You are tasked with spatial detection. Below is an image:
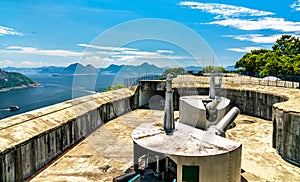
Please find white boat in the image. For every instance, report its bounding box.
[9,106,20,111]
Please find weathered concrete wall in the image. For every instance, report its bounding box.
[272,108,300,165]
[0,88,138,182]
[217,87,299,165]
[174,88,286,120]
[216,89,287,120]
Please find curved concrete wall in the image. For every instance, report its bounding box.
[0,88,138,182]
[220,85,299,166]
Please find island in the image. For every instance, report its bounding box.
[0,68,40,92]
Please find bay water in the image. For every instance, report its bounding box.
[0,73,116,119]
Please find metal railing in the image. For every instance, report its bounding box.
[223,73,300,89]
[123,73,162,86]
[123,73,300,89]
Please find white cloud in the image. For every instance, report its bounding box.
[18,61,56,68]
[0,59,15,67]
[80,55,113,68]
[78,44,181,59]
[81,53,181,68]
[121,50,162,57]
[222,34,282,44]
[0,44,187,68]
[111,51,184,60]
[226,46,264,53]
[3,46,83,57]
[208,17,300,32]
[0,26,23,36]
[79,44,184,67]
[0,59,67,68]
[77,44,137,52]
[156,50,174,54]
[291,0,300,11]
[179,1,274,18]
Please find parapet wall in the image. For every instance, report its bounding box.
[0,77,299,181]
[0,88,138,182]
[222,85,300,166]
[221,86,299,165]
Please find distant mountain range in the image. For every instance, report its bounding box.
[99,64,124,74]
[0,63,239,92]
[2,63,238,76]
[56,63,98,75]
[3,66,65,74]
[56,62,165,76]
[106,62,164,74]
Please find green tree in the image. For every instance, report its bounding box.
[161,67,185,79]
[203,65,225,73]
[272,35,300,57]
[104,82,126,92]
[234,34,300,76]
[292,55,300,75]
[235,49,269,73]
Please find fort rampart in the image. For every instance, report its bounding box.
[0,76,299,181]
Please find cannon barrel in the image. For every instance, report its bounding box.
[163,74,175,135]
[209,73,216,99]
[205,98,221,122]
[207,107,240,137]
[206,98,219,112]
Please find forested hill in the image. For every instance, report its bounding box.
[0,69,39,91]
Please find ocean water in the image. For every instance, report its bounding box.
[0,73,115,120]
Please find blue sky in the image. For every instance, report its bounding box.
[0,0,300,68]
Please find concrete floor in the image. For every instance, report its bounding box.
[28,109,300,182]
[227,115,300,181]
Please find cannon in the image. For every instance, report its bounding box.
[126,73,242,182]
[163,74,175,135]
[180,73,231,129]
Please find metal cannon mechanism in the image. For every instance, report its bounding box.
[180,73,239,136]
[164,73,240,137]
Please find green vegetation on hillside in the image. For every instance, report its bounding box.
[0,69,38,90]
[161,67,185,79]
[235,35,300,77]
[161,66,228,78]
[203,65,225,73]
[104,82,126,92]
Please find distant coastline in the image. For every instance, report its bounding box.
[52,74,98,76]
[0,83,41,92]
